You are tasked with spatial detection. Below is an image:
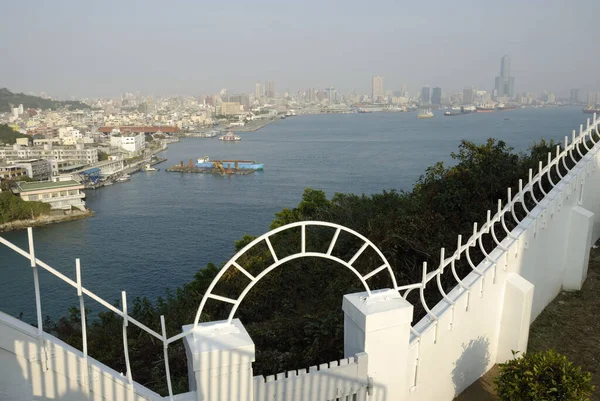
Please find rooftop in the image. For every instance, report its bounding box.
[16,180,83,192]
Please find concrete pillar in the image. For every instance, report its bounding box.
[563,205,594,291]
[495,273,534,363]
[183,319,255,401]
[342,288,414,401]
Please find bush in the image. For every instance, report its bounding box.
[495,350,594,401]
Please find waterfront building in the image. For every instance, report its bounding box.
[0,144,98,166]
[432,87,442,105]
[110,132,145,154]
[421,86,430,104]
[372,76,384,102]
[494,55,515,98]
[570,88,580,103]
[220,102,242,115]
[10,159,51,181]
[13,180,86,211]
[463,87,476,105]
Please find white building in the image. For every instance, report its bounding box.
[0,143,98,165]
[14,180,86,211]
[110,132,145,154]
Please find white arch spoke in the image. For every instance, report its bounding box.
[264,237,279,263]
[208,293,238,304]
[348,242,369,266]
[326,227,341,256]
[363,264,388,281]
[232,261,255,281]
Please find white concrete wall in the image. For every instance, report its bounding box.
[0,311,188,401]
[402,142,600,400]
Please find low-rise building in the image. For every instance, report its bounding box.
[0,144,98,165]
[220,102,242,115]
[13,180,86,211]
[0,164,28,180]
[110,132,145,154]
[10,159,51,181]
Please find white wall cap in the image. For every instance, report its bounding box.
[343,289,413,332]
[183,318,255,371]
[506,272,535,295]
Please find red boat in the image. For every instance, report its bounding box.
[476,107,495,113]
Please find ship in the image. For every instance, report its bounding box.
[219,132,241,141]
[444,107,472,116]
[417,107,434,119]
[476,103,496,112]
[196,156,264,170]
[583,106,600,114]
[497,104,517,111]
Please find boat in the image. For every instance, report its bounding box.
[476,105,496,113]
[219,132,241,141]
[144,164,159,172]
[444,107,472,116]
[497,104,517,111]
[196,156,264,170]
[116,174,131,182]
[103,181,114,187]
[417,107,434,119]
[583,107,600,114]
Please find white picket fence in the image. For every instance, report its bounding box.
[253,353,369,401]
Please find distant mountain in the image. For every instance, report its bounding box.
[0,88,90,112]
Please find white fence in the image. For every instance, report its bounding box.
[1,115,600,401]
[253,353,369,401]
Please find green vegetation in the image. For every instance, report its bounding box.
[0,124,28,145]
[98,151,109,161]
[0,88,89,112]
[495,350,594,401]
[0,191,51,224]
[44,137,587,396]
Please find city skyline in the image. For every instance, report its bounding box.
[1,1,599,98]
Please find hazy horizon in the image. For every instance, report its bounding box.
[1,0,599,99]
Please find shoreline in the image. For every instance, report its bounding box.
[0,209,94,233]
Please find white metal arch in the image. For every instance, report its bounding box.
[192,221,398,326]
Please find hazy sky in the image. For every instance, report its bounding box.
[1,0,599,99]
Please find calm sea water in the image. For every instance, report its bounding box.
[0,107,590,320]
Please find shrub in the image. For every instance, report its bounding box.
[495,350,594,401]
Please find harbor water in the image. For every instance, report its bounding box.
[0,107,589,321]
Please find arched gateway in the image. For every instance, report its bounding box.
[193,221,398,326]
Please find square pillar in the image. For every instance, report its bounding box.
[495,273,534,363]
[183,319,255,401]
[343,288,414,401]
[563,206,594,291]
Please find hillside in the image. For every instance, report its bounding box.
[0,88,89,112]
[0,124,28,145]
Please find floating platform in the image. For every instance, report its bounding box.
[166,166,256,175]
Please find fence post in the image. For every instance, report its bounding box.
[182,319,255,401]
[495,273,534,364]
[562,205,594,291]
[342,288,413,401]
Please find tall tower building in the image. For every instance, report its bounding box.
[432,87,442,105]
[372,76,384,102]
[494,55,515,98]
[570,89,580,103]
[421,86,430,104]
[264,81,275,98]
[463,88,475,105]
[255,82,261,98]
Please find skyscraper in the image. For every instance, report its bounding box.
[570,89,580,103]
[494,55,515,98]
[421,86,430,104]
[255,82,261,98]
[432,87,442,105]
[372,76,384,102]
[264,81,275,98]
[463,88,475,105]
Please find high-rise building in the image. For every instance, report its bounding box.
[264,81,275,98]
[326,87,337,103]
[432,87,442,105]
[570,89,580,103]
[463,88,475,105]
[372,76,384,102]
[494,55,515,98]
[307,88,316,103]
[421,86,430,104]
[255,82,261,98]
